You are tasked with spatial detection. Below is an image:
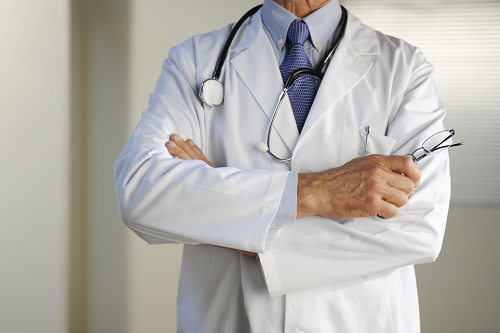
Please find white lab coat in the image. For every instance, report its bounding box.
[114,9,450,333]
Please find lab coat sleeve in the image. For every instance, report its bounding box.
[258,48,452,297]
[114,39,290,254]
[263,173,298,251]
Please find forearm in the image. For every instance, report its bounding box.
[114,102,291,253]
[115,146,289,252]
[260,152,450,297]
[261,49,449,296]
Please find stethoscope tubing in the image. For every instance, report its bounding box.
[266,88,292,163]
[212,4,263,81]
[200,4,349,164]
[264,6,348,164]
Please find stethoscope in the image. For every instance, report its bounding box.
[199,4,348,164]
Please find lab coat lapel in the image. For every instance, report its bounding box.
[231,25,299,154]
[298,11,380,142]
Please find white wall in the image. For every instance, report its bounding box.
[0,0,70,332]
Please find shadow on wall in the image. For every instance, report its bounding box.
[69,0,131,332]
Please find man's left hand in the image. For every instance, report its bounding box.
[166,133,212,166]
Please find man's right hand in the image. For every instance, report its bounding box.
[297,155,421,220]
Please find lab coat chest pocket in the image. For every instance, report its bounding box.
[339,126,396,166]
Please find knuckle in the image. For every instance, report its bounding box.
[365,166,376,176]
[402,156,414,168]
[367,166,383,178]
[367,180,382,193]
[365,194,380,210]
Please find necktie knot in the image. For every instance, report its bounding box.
[287,21,309,46]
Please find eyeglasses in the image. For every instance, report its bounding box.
[406,129,464,163]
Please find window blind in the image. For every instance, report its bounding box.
[340,0,500,205]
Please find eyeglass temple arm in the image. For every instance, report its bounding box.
[416,142,464,162]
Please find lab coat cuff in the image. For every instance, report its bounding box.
[263,226,282,253]
[272,172,297,227]
[249,171,289,254]
[257,251,284,298]
[262,172,297,253]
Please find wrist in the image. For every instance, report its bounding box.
[296,173,318,218]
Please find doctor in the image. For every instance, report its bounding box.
[114,0,450,332]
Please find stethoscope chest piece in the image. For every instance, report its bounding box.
[199,78,224,106]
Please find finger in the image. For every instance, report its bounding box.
[383,155,421,188]
[374,199,399,219]
[170,134,204,160]
[382,171,415,196]
[378,184,409,208]
[186,139,203,155]
[186,139,212,166]
[166,139,193,160]
[379,155,419,182]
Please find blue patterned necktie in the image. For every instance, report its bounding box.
[279,21,317,133]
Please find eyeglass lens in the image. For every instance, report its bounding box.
[422,130,454,154]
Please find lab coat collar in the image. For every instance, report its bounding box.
[230,9,381,154]
[297,10,380,142]
[343,9,380,56]
[231,10,299,154]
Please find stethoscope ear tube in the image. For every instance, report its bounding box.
[212,4,263,81]
[319,6,348,69]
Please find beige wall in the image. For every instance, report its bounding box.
[417,206,500,333]
[0,0,70,332]
[2,1,499,333]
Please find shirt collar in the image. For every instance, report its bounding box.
[261,0,342,52]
